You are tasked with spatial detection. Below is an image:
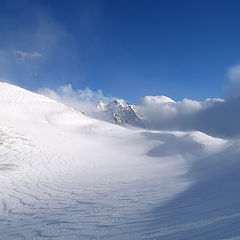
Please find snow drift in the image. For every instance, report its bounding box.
[0,82,240,239]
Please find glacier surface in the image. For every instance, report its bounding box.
[0,82,240,239]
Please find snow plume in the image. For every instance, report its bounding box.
[38,84,113,116]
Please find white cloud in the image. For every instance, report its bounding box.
[227,64,240,84]
[13,50,42,61]
[39,84,232,137]
[135,95,223,129]
[37,75,240,139]
[225,63,240,97]
[38,84,113,116]
[38,87,60,101]
[134,93,240,138]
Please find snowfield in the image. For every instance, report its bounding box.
[0,82,240,239]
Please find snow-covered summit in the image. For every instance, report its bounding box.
[96,99,144,127]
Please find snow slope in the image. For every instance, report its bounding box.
[0,82,239,239]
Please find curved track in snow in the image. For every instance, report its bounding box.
[0,82,240,239]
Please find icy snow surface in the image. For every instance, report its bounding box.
[0,82,240,239]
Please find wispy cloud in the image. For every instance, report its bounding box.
[13,50,42,62]
[0,2,67,85]
[225,63,240,97]
[227,64,240,84]
[38,84,113,116]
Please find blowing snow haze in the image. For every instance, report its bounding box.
[39,83,240,139]
[1,0,240,239]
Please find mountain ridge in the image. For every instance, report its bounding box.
[96,99,144,127]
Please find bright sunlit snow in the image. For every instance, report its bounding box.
[1,82,240,239]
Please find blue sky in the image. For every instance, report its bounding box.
[1,0,240,102]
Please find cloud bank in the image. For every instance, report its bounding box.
[38,84,228,138]
[38,63,240,139]
[38,83,240,139]
[38,84,114,117]
[133,94,240,138]
[135,96,224,130]
[136,64,240,138]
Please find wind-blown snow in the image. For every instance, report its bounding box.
[40,84,240,138]
[0,82,240,239]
